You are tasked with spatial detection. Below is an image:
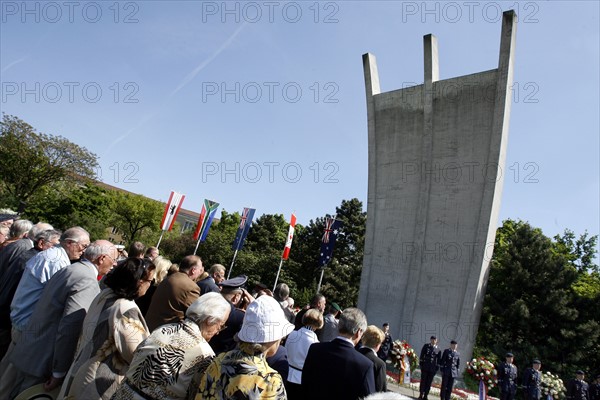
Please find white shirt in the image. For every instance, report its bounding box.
[284,327,319,384]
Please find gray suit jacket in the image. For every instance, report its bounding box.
[10,259,100,378]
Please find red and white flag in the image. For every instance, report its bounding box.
[281,213,297,260]
[160,191,185,231]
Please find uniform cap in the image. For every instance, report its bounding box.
[450,340,457,344]
[576,370,585,375]
[219,274,248,289]
[431,335,437,340]
[532,359,541,364]
[506,352,514,358]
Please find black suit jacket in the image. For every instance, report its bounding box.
[197,276,220,295]
[359,347,388,392]
[302,338,376,400]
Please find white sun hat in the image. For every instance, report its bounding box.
[237,295,295,343]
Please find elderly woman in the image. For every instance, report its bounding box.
[111,292,230,400]
[284,308,324,399]
[197,295,294,399]
[59,258,155,399]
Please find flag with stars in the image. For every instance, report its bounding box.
[281,213,297,260]
[160,191,185,231]
[193,199,219,242]
[319,217,342,266]
[232,207,256,251]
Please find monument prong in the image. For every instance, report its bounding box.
[423,34,439,84]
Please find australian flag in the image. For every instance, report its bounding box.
[319,217,342,267]
[232,207,256,251]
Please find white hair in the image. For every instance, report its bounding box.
[187,292,230,326]
[10,219,33,238]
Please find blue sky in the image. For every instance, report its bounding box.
[1,1,598,253]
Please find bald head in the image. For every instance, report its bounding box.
[27,222,54,241]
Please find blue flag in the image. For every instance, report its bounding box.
[319,217,342,267]
[232,207,256,251]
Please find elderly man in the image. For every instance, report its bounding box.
[0,226,58,359]
[198,263,226,295]
[145,255,203,331]
[9,226,90,332]
[302,307,375,399]
[0,219,33,249]
[4,240,117,398]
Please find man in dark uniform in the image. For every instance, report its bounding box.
[377,322,394,361]
[589,375,600,400]
[208,275,252,354]
[439,340,460,400]
[419,335,440,400]
[498,352,518,400]
[522,359,542,400]
[567,370,589,400]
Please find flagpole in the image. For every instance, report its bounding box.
[193,238,201,255]
[228,248,239,279]
[273,258,284,292]
[317,267,325,293]
[156,231,165,249]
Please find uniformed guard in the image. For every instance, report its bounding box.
[439,340,460,400]
[208,274,253,354]
[377,322,394,361]
[498,352,518,400]
[419,335,441,400]
[567,370,589,400]
[523,359,542,400]
[589,375,600,400]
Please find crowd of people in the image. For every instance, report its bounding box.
[0,212,413,400]
[0,211,598,400]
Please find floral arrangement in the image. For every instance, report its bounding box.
[466,357,498,388]
[541,371,566,400]
[389,340,419,372]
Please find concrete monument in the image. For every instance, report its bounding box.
[358,11,517,367]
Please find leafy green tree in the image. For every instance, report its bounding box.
[0,114,98,212]
[290,198,366,308]
[554,230,599,273]
[475,220,599,381]
[24,182,112,240]
[109,190,163,244]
